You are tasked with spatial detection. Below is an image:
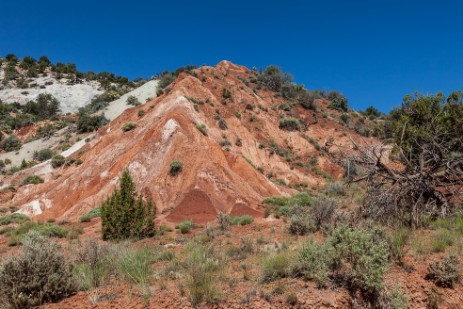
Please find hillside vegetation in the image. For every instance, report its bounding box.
[0,60,462,308]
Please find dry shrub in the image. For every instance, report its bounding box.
[0,231,76,308]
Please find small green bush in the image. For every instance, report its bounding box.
[196,124,208,136]
[126,95,140,106]
[387,284,409,309]
[21,175,44,185]
[0,231,76,307]
[327,91,348,112]
[294,240,333,287]
[122,122,137,132]
[328,226,389,294]
[77,114,109,133]
[426,255,461,288]
[51,155,65,168]
[288,211,314,235]
[176,220,195,234]
[262,251,291,282]
[311,197,337,231]
[33,148,54,161]
[9,221,68,240]
[169,160,183,176]
[222,88,232,99]
[0,213,30,226]
[216,211,232,231]
[325,182,346,196]
[232,215,253,226]
[278,118,302,131]
[79,208,101,222]
[1,135,22,152]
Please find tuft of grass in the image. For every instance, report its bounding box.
[115,245,154,301]
[262,251,291,282]
[430,229,455,253]
[183,243,225,306]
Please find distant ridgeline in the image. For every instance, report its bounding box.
[0,53,148,154]
[0,53,138,89]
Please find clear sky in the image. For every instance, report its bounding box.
[1,0,462,112]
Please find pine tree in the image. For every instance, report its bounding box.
[101,169,155,240]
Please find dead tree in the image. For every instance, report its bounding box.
[348,136,463,228]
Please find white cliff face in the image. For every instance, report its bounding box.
[0,75,103,114]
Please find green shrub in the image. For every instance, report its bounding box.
[9,221,68,240]
[311,197,337,231]
[328,226,389,294]
[196,124,208,136]
[294,240,333,287]
[126,95,140,106]
[122,122,137,132]
[0,231,76,307]
[278,103,291,111]
[226,237,255,260]
[79,208,101,222]
[23,93,60,119]
[387,284,409,309]
[232,215,253,226]
[278,118,302,131]
[426,255,461,288]
[21,175,44,185]
[176,220,195,234]
[158,72,176,89]
[51,154,65,168]
[257,65,292,92]
[222,88,232,99]
[327,91,348,112]
[1,135,21,151]
[216,211,231,231]
[33,148,54,161]
[0,213,30,226]
[262,251,291,282]
[325,182,346,196]
[299,91,317,111]
[77,114,109,133]
[183,243,225,306]
[288,202,315,234]
[169,160,183,176]
[0,226,14,235]
[100,169,156,240]
[426,288,443,309]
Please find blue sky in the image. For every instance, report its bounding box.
[1,0,462,112]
